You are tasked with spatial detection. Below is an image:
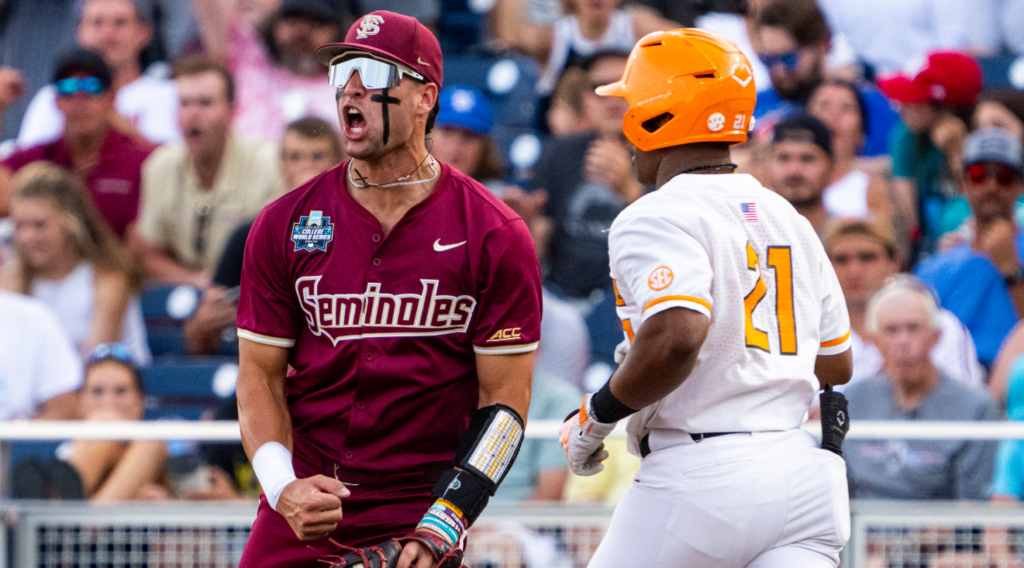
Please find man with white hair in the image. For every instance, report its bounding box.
[844,276,998,500]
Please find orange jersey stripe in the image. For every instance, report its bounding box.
[644,295,711,312]
[820,331,851,348]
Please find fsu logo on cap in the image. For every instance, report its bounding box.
[292,210,335,252]
[356,15,384,39]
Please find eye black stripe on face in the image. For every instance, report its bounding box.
[371,88,400,145]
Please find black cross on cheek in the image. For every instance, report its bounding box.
[370,87,401,145]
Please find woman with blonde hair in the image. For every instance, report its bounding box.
[0,161,149,363]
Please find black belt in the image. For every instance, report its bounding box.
[639,432,747,458]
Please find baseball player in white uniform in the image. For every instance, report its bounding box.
[560,29,854,567]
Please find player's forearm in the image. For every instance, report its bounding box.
[237,340,293,461]
[475,352,533,419]
[609,308,709,411]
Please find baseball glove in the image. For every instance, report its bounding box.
[319,532,463,568]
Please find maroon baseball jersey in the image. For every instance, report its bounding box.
[3,128,154,237]
[237,161,542,486]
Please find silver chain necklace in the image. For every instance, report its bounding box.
[347,155,438,189]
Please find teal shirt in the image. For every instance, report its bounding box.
[492,372,581,503]
[890,123,952,250]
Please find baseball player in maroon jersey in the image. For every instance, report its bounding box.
[235,11,542,568]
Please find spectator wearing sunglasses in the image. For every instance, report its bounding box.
[917,128,1024,368]
[0,162,150,364]
[131,57,285,288]
[752,0,899,159]
[824,220,984,393]
[62,343,168,501]
[0,48,156,239]
[16,0,181,149]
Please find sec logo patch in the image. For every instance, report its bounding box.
[648,266,673,290]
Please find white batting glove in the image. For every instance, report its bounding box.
[560,394,616,476]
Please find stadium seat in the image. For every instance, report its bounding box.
[142,357,239,420]
[977,53,1024,89]
[141,284,199,358]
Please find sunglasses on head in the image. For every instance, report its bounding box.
[328,54,424,90]
[758,50,800,71]
[832,251,882,266]
[55,76,104,96]
[965,162,1020,186]
[87,342,135,366]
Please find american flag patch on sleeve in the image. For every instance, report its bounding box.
[741,202,758,221]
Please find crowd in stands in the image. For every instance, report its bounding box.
[4,0,1024,517]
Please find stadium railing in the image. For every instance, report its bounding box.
[4,420,1024,568]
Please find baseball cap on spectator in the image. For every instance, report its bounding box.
[315,11,443,88]
[963,128,1023,172]
[878,52,982,107]
[53,48,113,91]
[771,113,833,158]
[437,86,494,134]
[279,0,339,22]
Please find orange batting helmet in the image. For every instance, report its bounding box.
[596,29,757,151]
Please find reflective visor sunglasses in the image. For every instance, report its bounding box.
[55,76,104,96]
[965,162,1021,186]
[328,54,424,90]
[759,50,800,71]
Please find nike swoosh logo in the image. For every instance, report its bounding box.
[433,239,466,252]
[418,57,431,66]
[732,75,752,87]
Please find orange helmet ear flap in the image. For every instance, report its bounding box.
[597,28,758,151]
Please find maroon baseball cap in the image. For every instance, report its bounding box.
[315,11,443,88]
[878,51,982,107]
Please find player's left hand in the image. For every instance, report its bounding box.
[560,394,617,476]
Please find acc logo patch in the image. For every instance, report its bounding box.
[488,327,522,342]
[356,14,384,39]
[292,211,334,252]
[648,266,673,290]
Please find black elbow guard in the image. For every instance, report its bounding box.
[430,404,525,525]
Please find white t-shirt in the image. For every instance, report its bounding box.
[609,173,850,451]
[0,291,83,420]
[823,169,871,220]
[31,262,151,364]
[17,71,180,148]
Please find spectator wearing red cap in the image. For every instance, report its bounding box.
[191,0,345,142]
[880,51,983,259]
[235,10,541,568]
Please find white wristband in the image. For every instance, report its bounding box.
[252,442,297,511]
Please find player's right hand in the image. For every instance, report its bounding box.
[276,475,350,541]
[560,394,617,476]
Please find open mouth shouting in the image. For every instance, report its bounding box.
[344,105,367,139]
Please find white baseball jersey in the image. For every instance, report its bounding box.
[609,173,850,449]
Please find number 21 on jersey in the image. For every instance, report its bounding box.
[744,243,796,355]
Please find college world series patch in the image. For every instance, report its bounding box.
[292,210,334,252]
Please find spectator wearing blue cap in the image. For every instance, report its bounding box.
[430,86,503,191]
[917,128,1024,367]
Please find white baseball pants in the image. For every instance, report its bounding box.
[588,429,850,568]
